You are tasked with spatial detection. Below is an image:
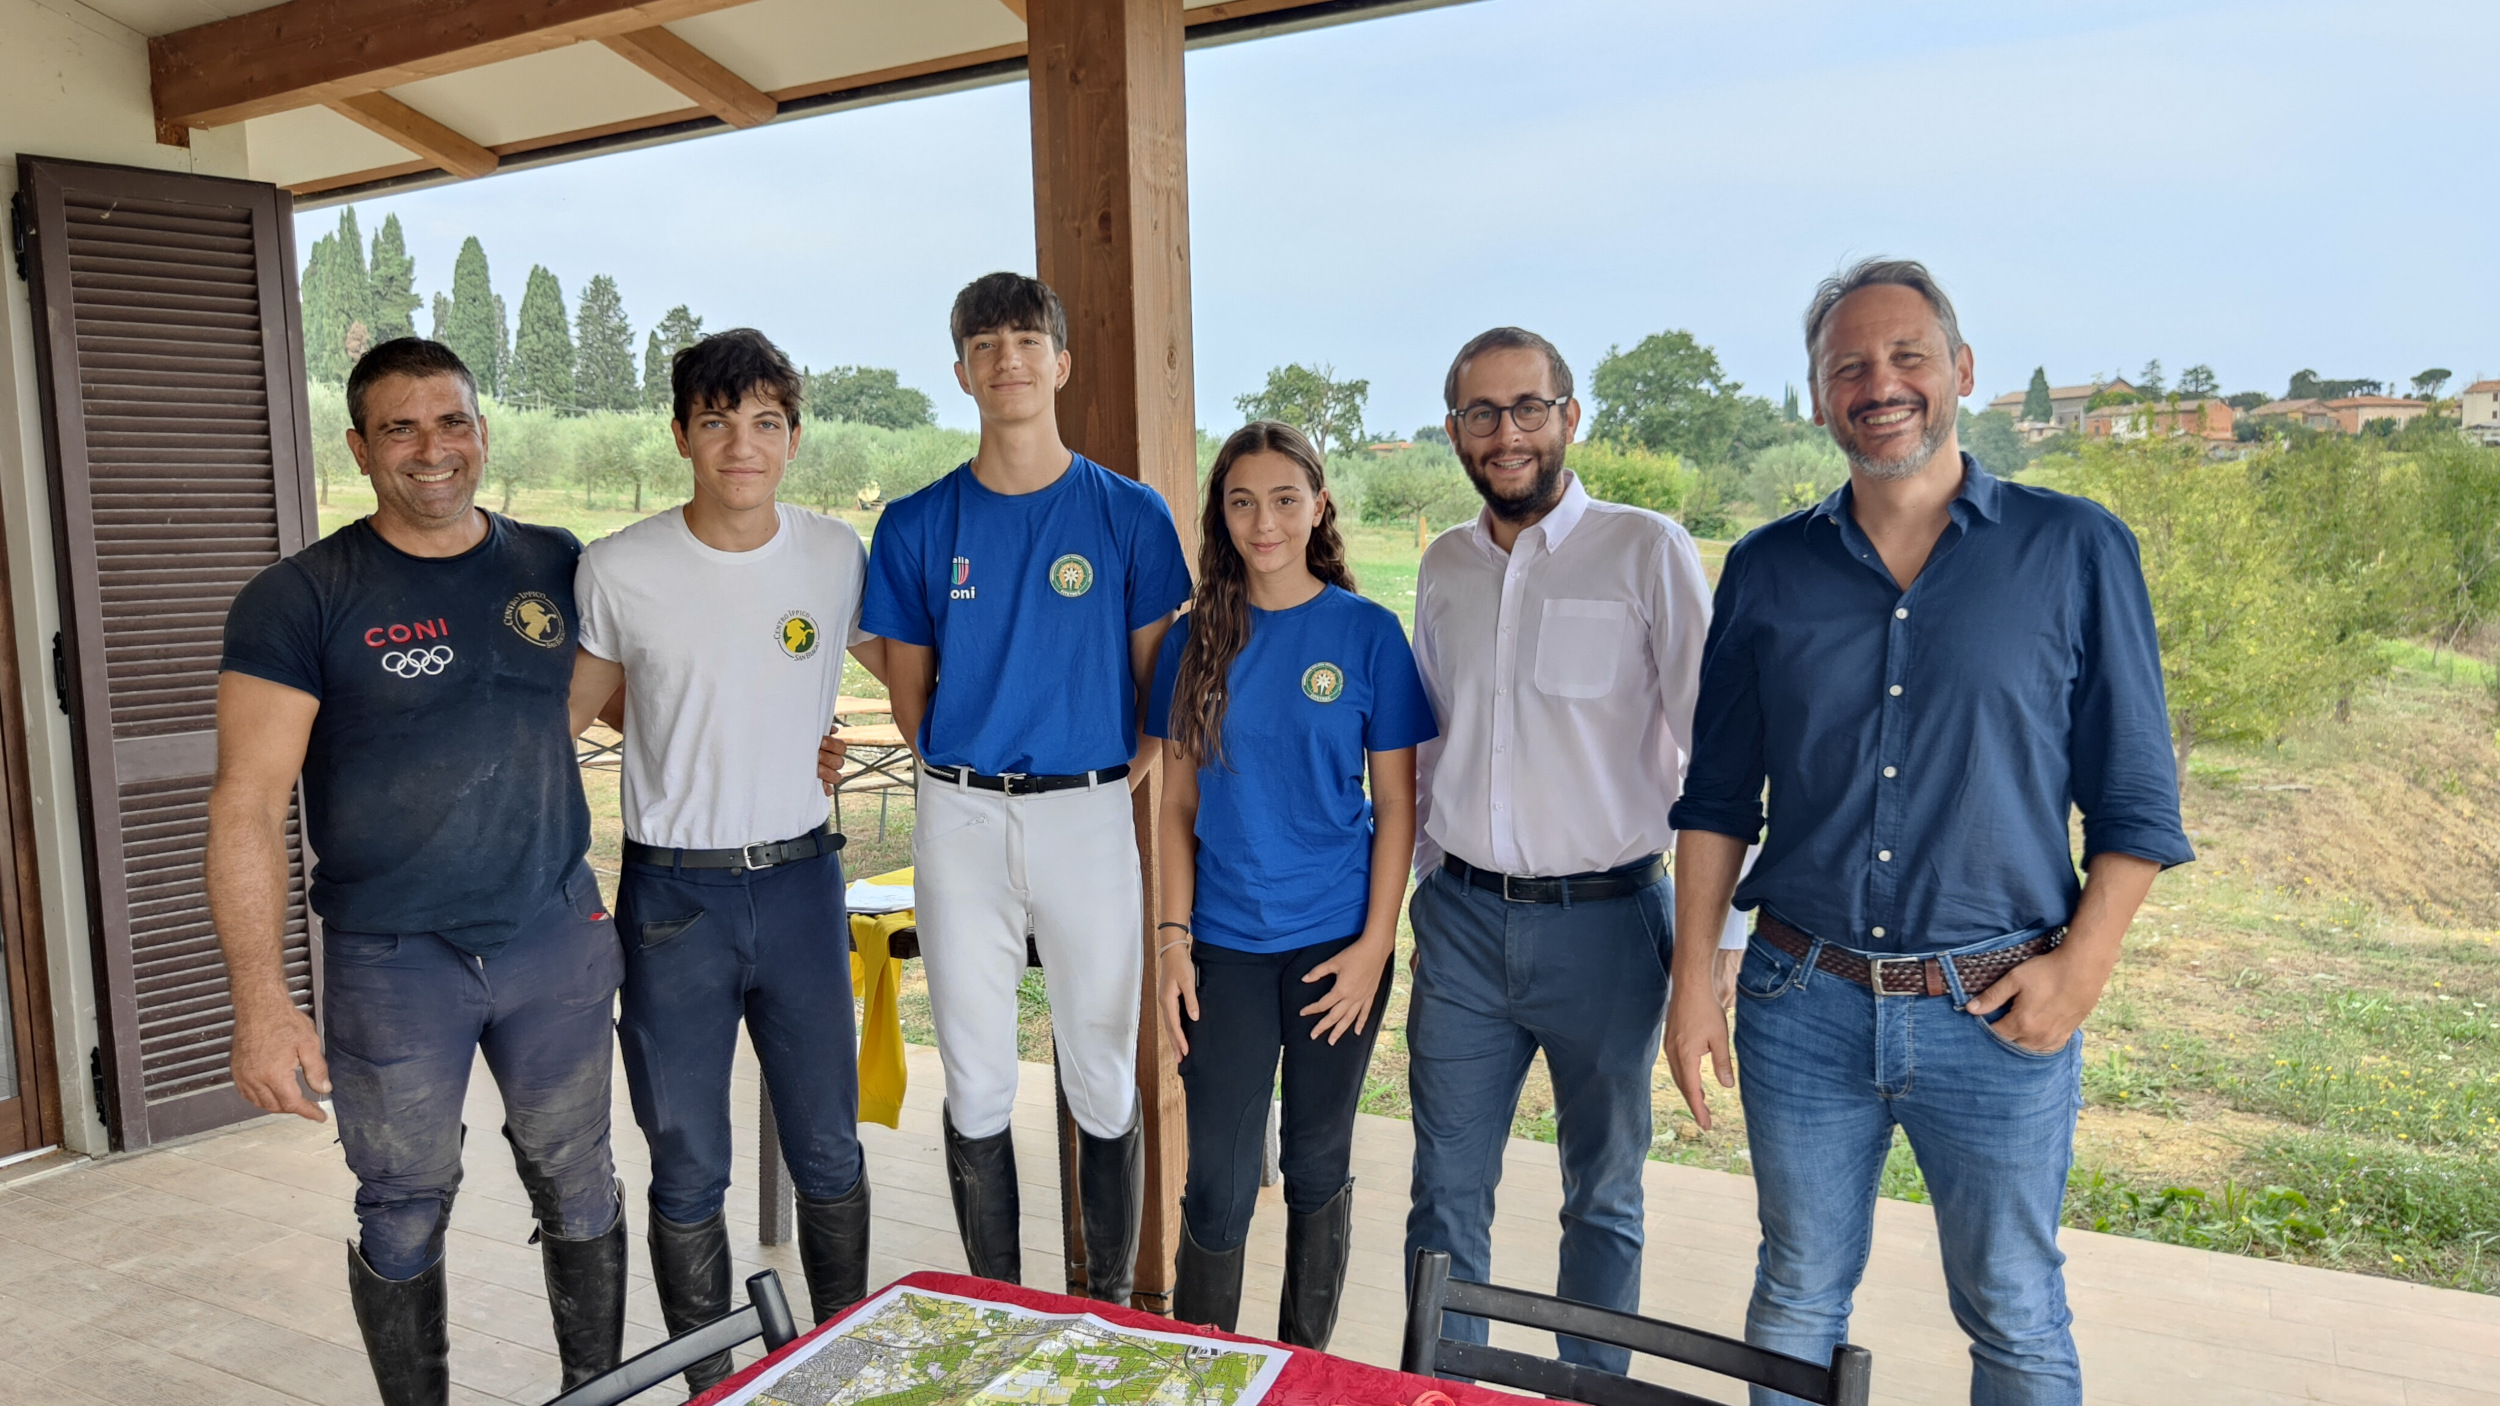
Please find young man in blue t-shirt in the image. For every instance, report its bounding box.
[861,273,1193,1302]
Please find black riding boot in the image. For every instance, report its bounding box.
[1078,1102,1143,1306]
[537,1183,628,1390]
[1171,1222,1245,1333]
[647,1205,735,1396]
[346,1243,450,1406]
[1277,1181,1354,1350]
[943,1101,1022,1284]
[795,1171,872,1323]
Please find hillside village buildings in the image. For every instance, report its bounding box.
[1988,375,2451,451]
[2463,380,2500,445]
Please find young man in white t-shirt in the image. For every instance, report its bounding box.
[567,329,881,1396]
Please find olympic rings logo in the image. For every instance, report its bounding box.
[380,646,455,678]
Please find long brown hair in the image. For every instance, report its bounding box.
[1169,421,1356,768]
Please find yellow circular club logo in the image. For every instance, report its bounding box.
[1048,553,1095,598]
[777,611,821,659]
[1301,661,1345,703]
[504,592,566,648]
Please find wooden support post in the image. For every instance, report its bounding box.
[1028,0,1197,1314]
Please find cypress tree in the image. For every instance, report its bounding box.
[642,331,668,408]
[644,304,704,409]
[332,208,370,360]
[429,291,451,343]
[573,274,638,413]
[2021,366,2053,422]
[299,231,349,383]
[366,214,421,344]
[442,237,503,396]
[510,265,576,414]
[491,293,510,397]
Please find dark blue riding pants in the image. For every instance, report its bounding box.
[324,864,624,1281]
[616,847,863,1224]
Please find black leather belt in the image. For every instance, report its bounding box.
[623,823,843,872]
[921,763,1130,795]
[1442,854,1666,904]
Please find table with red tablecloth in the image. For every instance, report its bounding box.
[692,1270,1535,1406]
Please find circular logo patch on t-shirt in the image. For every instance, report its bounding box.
[503,592,566,648]
[778,611,821,659]
[1048,553,1094,598]
[1301,661,1345,703]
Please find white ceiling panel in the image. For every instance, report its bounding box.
[76,0,288,39]
[667,0,1024,95]
[243,103,419,189]
[383,41,693,149]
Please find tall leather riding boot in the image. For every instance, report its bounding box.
[346,1243,450,1406]
[1172,1222,1246,1333]
[1077,1102,1143,1306]
[647,1205,735,1396]
[943,1101,1022,1284]
[1277,1181,1355,1350]
[538,1182,628,1390]
[795,1171,872,1324]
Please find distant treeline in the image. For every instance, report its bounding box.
[307,381,973,514]
[297,206,938,429]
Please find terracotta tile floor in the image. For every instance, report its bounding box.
[1,1042,2494,1405]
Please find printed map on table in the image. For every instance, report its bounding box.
[720,1284,1292,1406]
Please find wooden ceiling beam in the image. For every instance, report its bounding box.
[150,0,755,130]
[599,26,776,128]
[326,92,500,179]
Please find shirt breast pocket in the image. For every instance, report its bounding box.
[1532,598,1630,699]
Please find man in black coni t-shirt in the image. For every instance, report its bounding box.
[209,339,624,1404]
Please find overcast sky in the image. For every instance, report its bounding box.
[303,0,2500,434]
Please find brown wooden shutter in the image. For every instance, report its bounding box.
[16,156,321,1149]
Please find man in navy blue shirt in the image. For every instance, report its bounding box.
[861,273,1193,1303]
[211,340,623,1405]
[1665,260,2191,1406]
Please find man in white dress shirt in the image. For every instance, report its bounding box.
[1405,326,1717,1371]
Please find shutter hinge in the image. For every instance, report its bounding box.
[8,191,28,282]
[49,632,68,716]
[89,1046,109,1121]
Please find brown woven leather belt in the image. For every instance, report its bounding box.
[1756,914,2062,1001]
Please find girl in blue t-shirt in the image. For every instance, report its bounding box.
[1145,420,1438,1347]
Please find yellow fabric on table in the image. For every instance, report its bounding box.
[848,865,915,1128]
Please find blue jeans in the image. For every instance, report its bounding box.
[324,863,623,1280]
[1734,929,2085,1406]
[1404,865,1672,1373]
[616,847,862,1223]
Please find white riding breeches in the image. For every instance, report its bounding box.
[911,769,1143,1140]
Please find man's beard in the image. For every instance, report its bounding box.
[1833,395,1953,482]
[1460,439,1569,522]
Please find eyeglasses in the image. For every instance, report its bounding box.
[1454,396,1567,438]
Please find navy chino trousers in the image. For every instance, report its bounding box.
[615,846,863,1224]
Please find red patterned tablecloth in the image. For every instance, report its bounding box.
[693,1270,1534,1406]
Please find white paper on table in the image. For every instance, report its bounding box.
[717,1284,1290,1406]
[843,880,914,915]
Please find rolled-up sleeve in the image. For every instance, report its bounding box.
[1667,544,1768,844]
[2068,513,2195,868]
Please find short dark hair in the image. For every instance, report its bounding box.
[672,328,805,426]
[1802,257,1965,369]
[347,338,477,434]
[949,272,1068,357]
[1443,327,1574,410]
